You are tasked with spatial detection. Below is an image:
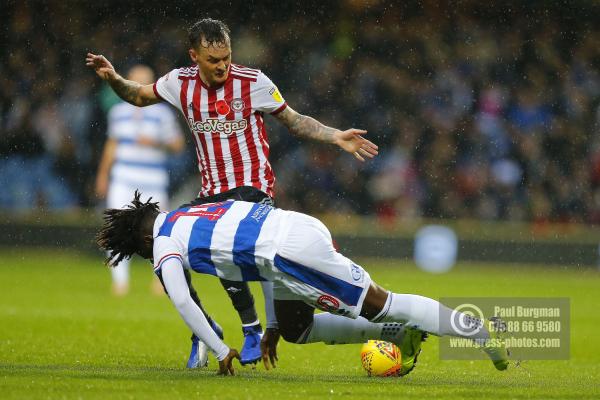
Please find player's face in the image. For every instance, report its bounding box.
[190,39,231,87]
[138,234,154,259]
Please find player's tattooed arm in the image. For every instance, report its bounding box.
[86,53,159,107]
[108,76,159,107]
[275,106,337,143]
[274,106,379,162]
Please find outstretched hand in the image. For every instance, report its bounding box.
[260,328,280,370]
[333,129,379,161]
[218,349,241,376]
[85,53,117,80]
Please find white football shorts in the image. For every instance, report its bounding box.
[269,212,371,319]
[107,181,168,210]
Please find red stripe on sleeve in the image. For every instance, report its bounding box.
[270,102,287,115]
[155,253,183,270]
[153,82,164,101]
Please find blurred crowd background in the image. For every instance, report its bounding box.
[2,0,600,224]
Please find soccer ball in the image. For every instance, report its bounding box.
[360,340,402,377]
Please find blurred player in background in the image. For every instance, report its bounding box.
[95,65,184,296]
[86,18,377,366]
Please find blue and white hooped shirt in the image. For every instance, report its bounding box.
[108,102,181,191]
[152,200,287,281]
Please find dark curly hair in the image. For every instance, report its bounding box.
[96,190,160,267]
[188,18,230,49]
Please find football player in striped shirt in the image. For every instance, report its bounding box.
[86,18,378,368]
[97,192,510,375]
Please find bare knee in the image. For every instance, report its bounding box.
[360,283,390,321]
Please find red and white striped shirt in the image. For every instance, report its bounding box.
[153,64,287,198]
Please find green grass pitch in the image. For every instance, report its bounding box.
[1,248,599,399]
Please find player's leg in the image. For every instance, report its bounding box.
[274,298,407,345]
[272,213,387,346]
[109,258,130,296]
[273,299,314,343]
[360,283,509,370]
[218,278,264,365]
[272,294,424,376]
[218,279,260,327]
[283,218,492,351]
[273,214,425,375]
[106,181,133,295]
[271,211,425,376]
[274,212,506,372]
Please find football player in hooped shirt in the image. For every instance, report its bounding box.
[97,192,510,375]
[86,18,378,368]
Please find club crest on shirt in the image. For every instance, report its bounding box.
[230,98,245,112]
[351,263,364,282]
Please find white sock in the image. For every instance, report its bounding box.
[376,293,489,340]
[300,312,406,345]
[110,257,130,286]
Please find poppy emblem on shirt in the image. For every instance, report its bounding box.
[215,99,230,115]
[231,98,245,112]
